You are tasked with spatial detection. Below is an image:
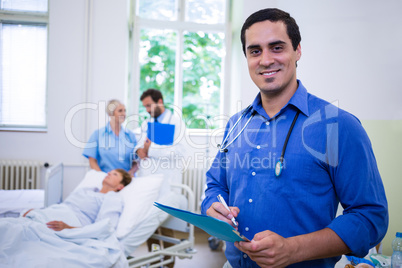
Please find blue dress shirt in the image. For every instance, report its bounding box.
[82,123,137,173]
[201,81,388,267]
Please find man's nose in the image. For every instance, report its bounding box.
[260,50,275,66]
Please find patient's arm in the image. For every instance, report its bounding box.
[46,221,76,231]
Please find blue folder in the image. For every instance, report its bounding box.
[154,202,250,242]
[147,122,175,145]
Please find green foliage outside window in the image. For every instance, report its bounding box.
[139,29,224,129]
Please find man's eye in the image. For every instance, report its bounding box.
[272,46,283,52]
[249,49,261,55]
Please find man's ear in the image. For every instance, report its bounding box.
[157,98,164,105]
[116,184,124,192]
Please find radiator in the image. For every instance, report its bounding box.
[0,160,43,190]
[183,168,207,213]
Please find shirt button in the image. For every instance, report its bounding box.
[266,121,270,126]
[251,171,256,176]
[256,145,261,149]
[245,227,249,231]
[243,254,248,259]
[249,199,253,203]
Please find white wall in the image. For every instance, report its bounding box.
[239,0,402,120]
[0,0,131,196]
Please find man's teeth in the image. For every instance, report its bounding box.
[263,71,277,75]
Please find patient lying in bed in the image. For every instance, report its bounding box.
[0,169,188,267]
[0,169,133,268]
[23,169,132,231]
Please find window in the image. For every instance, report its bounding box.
[0,0,48,130]
[128,0,230,130]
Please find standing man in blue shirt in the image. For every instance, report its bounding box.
[201,8,388,268]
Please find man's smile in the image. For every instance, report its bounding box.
[260,70,279,77]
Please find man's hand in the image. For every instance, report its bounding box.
[206,202,240,229]
[46,221,75,231]
[136,148,147,159]
[136,138,152,159]
[235,230,297,268]
[143,138,151,152]
[128,162,139,176]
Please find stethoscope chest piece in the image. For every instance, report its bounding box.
[275,160,283,177]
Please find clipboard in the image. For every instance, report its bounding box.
[147,122,175,145]
[154,202,250,242]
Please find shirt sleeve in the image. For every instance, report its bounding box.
[82,130,100,160]
[201,118,234,215]
[325,113,388,257]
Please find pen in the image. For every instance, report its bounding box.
[217,194,238,226]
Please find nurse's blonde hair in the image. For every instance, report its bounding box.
[106,99,123,116]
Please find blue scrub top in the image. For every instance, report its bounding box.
[82,123,137,173]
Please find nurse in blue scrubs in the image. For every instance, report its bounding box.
[83,99,138,176]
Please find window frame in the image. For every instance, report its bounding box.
[0,6,49,132]
[127,0,232,133]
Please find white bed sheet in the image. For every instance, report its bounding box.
[0,217,128,268]
[0,189,44,216]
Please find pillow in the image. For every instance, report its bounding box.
[116,173,165,238]
[74,169,105,192]
[75,170,165,238]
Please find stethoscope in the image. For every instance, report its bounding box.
[217,105,300,177]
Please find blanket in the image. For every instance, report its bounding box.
[0,217,128,268]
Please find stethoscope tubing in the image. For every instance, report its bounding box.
[218,105,300,177]
[218,105,254,153]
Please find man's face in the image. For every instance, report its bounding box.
[245,20,301,97]
[103,170,124,192]
[142,96,162,118]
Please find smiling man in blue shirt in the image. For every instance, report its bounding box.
[201,8,388,268]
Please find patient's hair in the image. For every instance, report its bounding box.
[115,168,132,188]
[140,89,163,103]
[106,99,123,116]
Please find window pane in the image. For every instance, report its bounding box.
[137,0,177,21]
[182,31,224,129]
[139,28,176,122]
[1,0,48,12]
[185,0,225,24]
[0,23,47,127]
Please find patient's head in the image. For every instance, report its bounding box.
[101,169,132,193]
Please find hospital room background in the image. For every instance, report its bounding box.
[0,0,401,258]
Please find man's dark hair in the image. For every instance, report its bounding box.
[140,88,164,103]
[240,8,301,55]
[115,168,132,188]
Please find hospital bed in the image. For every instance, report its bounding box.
[0,168,196,267]
[0,162,63,218]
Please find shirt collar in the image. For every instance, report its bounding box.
[250,79,309,119]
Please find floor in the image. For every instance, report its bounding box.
[135,227,227,268]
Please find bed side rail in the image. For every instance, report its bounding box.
[127,182,196,268]
[44,162,63,207]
